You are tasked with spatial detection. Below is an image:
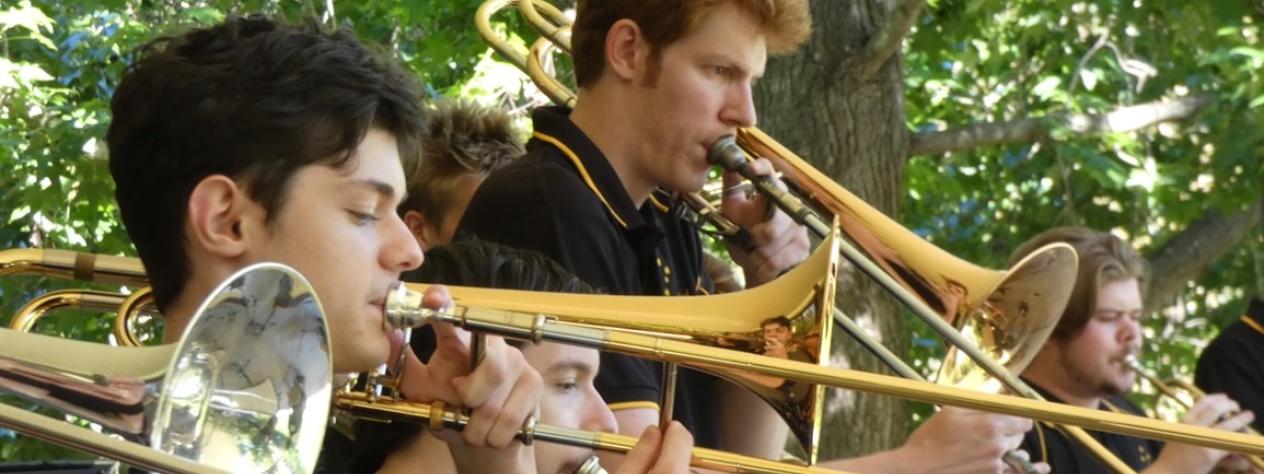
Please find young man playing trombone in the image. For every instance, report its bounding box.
[457,1,1044,472]
[1012,227,1257,473]
[106,16,688,473]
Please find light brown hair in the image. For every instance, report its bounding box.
[572,0,812,88]
[398,99,521,223]
[1008,227,1149,341]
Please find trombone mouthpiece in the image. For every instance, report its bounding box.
[385,282,430,329]
[707,135,748,170]
[1123,355,1140,368]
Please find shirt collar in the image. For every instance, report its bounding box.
[1248,299,1264,324]
[529,106,645,229]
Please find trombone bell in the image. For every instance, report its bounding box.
[0,263,332,473]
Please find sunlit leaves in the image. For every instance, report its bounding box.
[903,0,1264,421]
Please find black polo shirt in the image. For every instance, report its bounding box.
[1195,298,1264,432]
[456,106,721,448]
[1018,381,1163,473]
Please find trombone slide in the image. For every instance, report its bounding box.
[335,391,843,474]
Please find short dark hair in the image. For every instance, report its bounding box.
[352,239,594,471]
[762,315,791,329]
[398,99,521,222]
[1008,227,1148,341]
[407,238,595,297]
[108,15,424,311]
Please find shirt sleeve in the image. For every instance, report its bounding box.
[1195,334,1264,431]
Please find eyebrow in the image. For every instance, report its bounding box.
[544,359,595,376]
[700,54,758,77]
[349,178,402,202]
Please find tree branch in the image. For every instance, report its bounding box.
[1145,199,1264,312]
[909,95,1213,156]
[856,0,927,79]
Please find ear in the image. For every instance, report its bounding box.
[402,209,433,251]
[186,175,260,259]
[605,18,651,82]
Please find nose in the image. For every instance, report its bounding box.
[383,215,424,272]
[719,80,758,128]
[581,389,619,433]
[1118,316,1141,345]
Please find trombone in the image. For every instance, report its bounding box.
[1127,358,1264,470]
[7,243,1264,470]
[0,248,844,474]
[478,1,1135,471]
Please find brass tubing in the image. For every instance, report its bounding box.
[0,403,224,474]
[114,287,154,347]
[1130,360,1264,470]
[0,248,147,287]
[9,290,127,332]
[734,129,1137,473]
[336,392,844,474]
[517,0,571,52]
[393,302,1264,457]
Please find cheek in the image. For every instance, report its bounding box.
[538,394,576,427]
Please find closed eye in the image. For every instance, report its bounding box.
[348,210,381,226]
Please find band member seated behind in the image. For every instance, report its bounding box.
[1012,227,1256,473]
[355,240,695,474]
[106,16,539,473]
[1196,297,1264,433]
[399,99,523,250]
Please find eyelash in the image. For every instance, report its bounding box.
[556,381,579,394]
[349,210,380,226]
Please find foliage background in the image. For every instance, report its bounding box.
[0,0,1260,463]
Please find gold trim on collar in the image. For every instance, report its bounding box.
[534,131,629,229]
[1035,423,1049,466]
[606,401,661,413]
[1242,315,1264,337]
[649,193,671,213]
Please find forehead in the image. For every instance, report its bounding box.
[667,2,768,71]
[325,129,406,186]
[523,342,599,369]
[1094,278,1142,310]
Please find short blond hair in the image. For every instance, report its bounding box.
[399,99,521,222]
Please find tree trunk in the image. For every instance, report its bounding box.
[755,0,913,460]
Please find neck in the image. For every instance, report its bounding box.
[159,254,238,345]
[160,281,211,345]
[1023,348,1102,409]
[570,86,654,206]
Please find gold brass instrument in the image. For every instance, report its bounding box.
[337,392,843,474]
[375,242,1264,458]
[1,251,836,474]
[0,248,147,286]
[477,1,1140,471]
[1128,358,1264,470]
[9,289,156,347]
[3,249,155,346]
[9,248,1264,468]
[0,263,332,473]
